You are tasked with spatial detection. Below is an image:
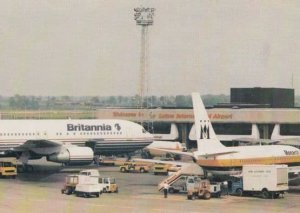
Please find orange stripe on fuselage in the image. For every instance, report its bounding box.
[196,155,300,167]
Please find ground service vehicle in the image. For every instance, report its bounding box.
[229,164,289,199]
[0,158,17,178]
[61,174,101,195]
[186,176,211,200]
[61,175,80,195]
[153,164,170,175]
[79,169,100,177]
[75,184,102,198]
[99,177,118,193]
[210,182,222,197]
[74,176,103,198]
[119,162,150,173]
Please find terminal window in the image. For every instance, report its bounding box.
[142,122,172,134]
[212,123,252,135]
[280,124,300,136]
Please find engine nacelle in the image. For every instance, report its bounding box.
[47,146,94,165]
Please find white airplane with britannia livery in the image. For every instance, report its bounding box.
[0,119,153,170]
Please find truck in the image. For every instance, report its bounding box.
[74,176,103,198]
[228,164,289,199]
[186,176,211,200]
[119,162,150,173]
[79,169,100,177]
[153,163,169,175]
[98,177,118,193]
[0,158,17,179]
[61,170,101,195]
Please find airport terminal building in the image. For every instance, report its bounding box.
[95,88,300,149]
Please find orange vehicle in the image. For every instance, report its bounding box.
[119,162,150,173]
[0,158,17,179]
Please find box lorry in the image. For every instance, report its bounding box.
[74,176,103,198]
[62,174,101,195]
[229,164,288,199]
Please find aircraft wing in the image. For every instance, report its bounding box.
[132,158,192,166]
[12,139,63,155]
[147,147,194,158]
[196,151,238,158]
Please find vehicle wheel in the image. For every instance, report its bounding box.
[103,188,107,193]
[236,188,243,197]
[203,192,211,200]
[83,193,88,198]
[274,193,280,199]
[140,168,145,173]
[96,193,99,198]
[262,189,270,199]
[154,172,157,175]
[168,188,175,194]
[120,167,126,172]
[187,195,193,200]
[65,188,70,195]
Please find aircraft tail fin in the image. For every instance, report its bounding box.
[191,92,226,153]
[271,124,280,140]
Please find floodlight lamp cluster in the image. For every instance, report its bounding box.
[134,7,155,26]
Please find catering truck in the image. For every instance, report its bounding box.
[229,164,288,199]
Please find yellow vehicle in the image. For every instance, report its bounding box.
[187,177,211,200]
[153,163,170,175]
[119,162,150,173]
[0,158,17,179]
[99,177,118,193]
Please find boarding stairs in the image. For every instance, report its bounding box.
[158,163,204,192]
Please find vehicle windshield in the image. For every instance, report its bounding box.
[2,162,13,167]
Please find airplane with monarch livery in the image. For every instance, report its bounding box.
[0,119,153,170]
[146,93,300,175]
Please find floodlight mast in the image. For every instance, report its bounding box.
[134,7,155,127]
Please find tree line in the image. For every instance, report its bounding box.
[1,94,300,110]
[0,94,230,110]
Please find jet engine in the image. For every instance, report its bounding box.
[47,146,94,165]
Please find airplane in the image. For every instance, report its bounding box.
[0,119,153,170]
[149,93,300,175]
[141,140,186,159]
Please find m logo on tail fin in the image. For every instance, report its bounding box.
[200,122,210,139]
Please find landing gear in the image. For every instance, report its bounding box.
[141,150,152,159]
[17,164,34,173]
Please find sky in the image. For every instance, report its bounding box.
[0,0,300,96]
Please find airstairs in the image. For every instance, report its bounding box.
[158,163,204,192]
